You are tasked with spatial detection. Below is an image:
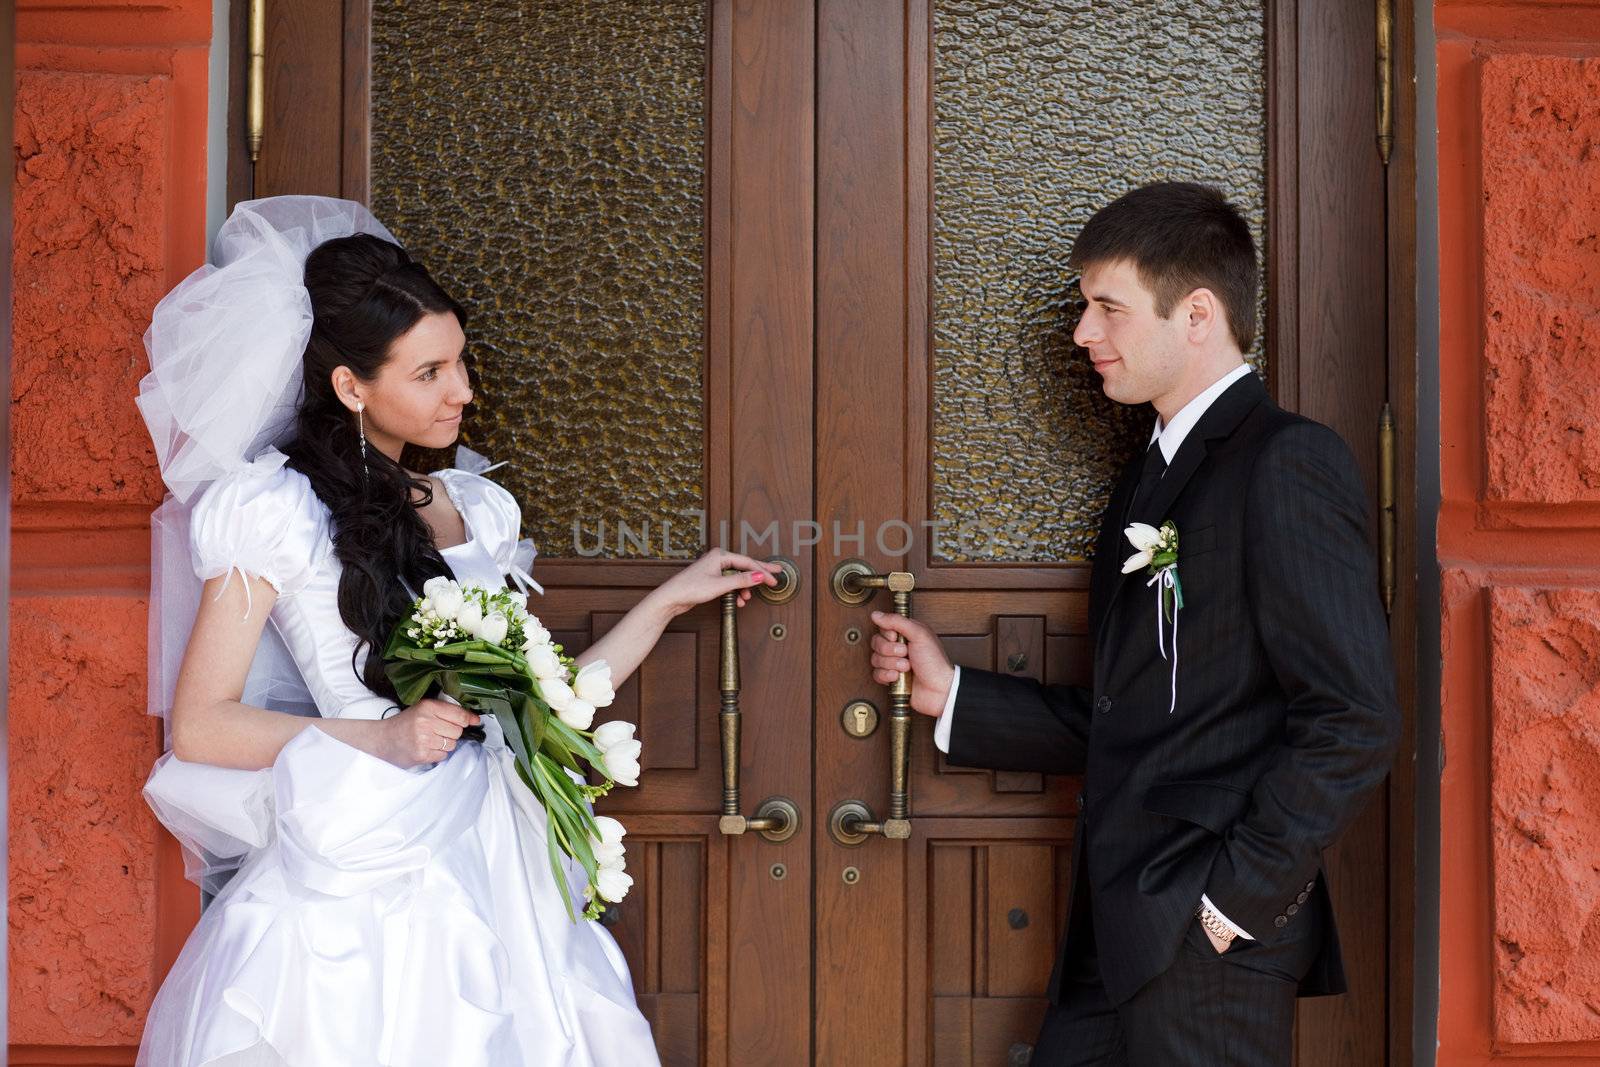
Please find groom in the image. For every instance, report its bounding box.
[871,182,1400,1065]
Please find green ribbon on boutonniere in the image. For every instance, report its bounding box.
[1122,520,1183,713]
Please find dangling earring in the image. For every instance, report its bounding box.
[356,401,369,485]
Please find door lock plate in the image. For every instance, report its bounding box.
[841,700,880,738]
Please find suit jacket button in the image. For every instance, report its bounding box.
[1273,915,1288,928]
[1095,696,1112,714]
[1286,903,1300,917]
[1305,880,1315,892]
[1296,891,1309,904]
[1075,791,1086,811]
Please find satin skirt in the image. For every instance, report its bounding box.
[136,723,659,1067]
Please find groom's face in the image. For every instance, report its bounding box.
[1073,259,1187,408]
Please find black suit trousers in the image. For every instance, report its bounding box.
[1032,871,1325,1067]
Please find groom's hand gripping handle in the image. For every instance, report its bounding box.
[868,612,954,718]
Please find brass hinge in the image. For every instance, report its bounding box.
[247,0,266,163]
[1376,0,1394,165]
[1379,403,1396,616]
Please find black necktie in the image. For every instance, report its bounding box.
[1127,439,1168,522]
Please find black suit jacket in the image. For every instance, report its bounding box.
[948,372,1401,1007]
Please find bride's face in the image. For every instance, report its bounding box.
[357,311,474,458]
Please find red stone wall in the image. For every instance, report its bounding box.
[10,2,210,1061]
[1436,3,1600,1063]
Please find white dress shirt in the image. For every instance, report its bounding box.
[930,362,1255,939]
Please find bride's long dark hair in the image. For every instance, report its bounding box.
[283,233,465,705]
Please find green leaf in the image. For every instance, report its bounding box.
[539,792,579,922]
[384,660,438,706]
[386,645,440,664]
[539,752,591,812]
[545,717,606,771]
[539,726,585,777]
[428,638,493,656]
[492,704,531,769]
[546,788,598,872]
[462,648,517,666]
[518,691,548,752]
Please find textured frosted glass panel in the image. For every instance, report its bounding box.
[933,1,1267,562]
[371,1,706,559]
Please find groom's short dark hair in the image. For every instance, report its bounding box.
[1070,182,1258,351]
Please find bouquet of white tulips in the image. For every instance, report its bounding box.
[382,576,643,920]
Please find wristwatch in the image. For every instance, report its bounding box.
[1195,901,1237,946]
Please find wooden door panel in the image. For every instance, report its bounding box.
[535,597,724,813]
[715,3,816,1063]
[238,2,816,1064]
[616,837,709,1063]
[905,821,1078,1066]
[609,816,731,1067]
[1278,0,1395,1061]
[819,0,1396,1062]
[913,595,1087,818]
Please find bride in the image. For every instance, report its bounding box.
[134,196,776,1066]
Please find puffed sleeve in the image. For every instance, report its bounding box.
[437,469,544,597]
[189,457,332,620]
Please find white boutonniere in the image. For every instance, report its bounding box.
[1122,520,1184,713]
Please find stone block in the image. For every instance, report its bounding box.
[1481,54,1600,504]
[1488,585,1600,1043]
[13,70,168,504]
[8,596,161,1045]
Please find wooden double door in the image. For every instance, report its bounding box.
[232,0,1410,1062]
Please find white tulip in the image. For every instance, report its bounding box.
[422,576,456,601]
[522,620,551,648]
[1122,548,1154,574]
[593,815,626,846]
[592,721,636,753]
[540,677,576,713]
[527,645,563,680]
[596,866,633,903]
[431,585,465,620]
[602,738,642,765]
[456,600,483,637]
[1124,523,1162,552]
[593,841,627,869]
[479,612,509,645]
[1122,522,1164,574]
[604,754,641,788]
[602,739,642,788]
[572,661,616,708]
[558,698,596,731]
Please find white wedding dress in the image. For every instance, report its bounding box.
[136,458,659,1067]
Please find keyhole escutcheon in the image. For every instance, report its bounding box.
[841,699,880,739]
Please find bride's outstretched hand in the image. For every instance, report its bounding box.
[655,549,781,617]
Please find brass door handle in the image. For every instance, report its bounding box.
[717,565,799,842]
[830,560,914,842]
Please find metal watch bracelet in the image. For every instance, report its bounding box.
[1196,902,1238,944]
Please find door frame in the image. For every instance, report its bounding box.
[225,0,1423,1060]
[1386,3,1421,1065]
